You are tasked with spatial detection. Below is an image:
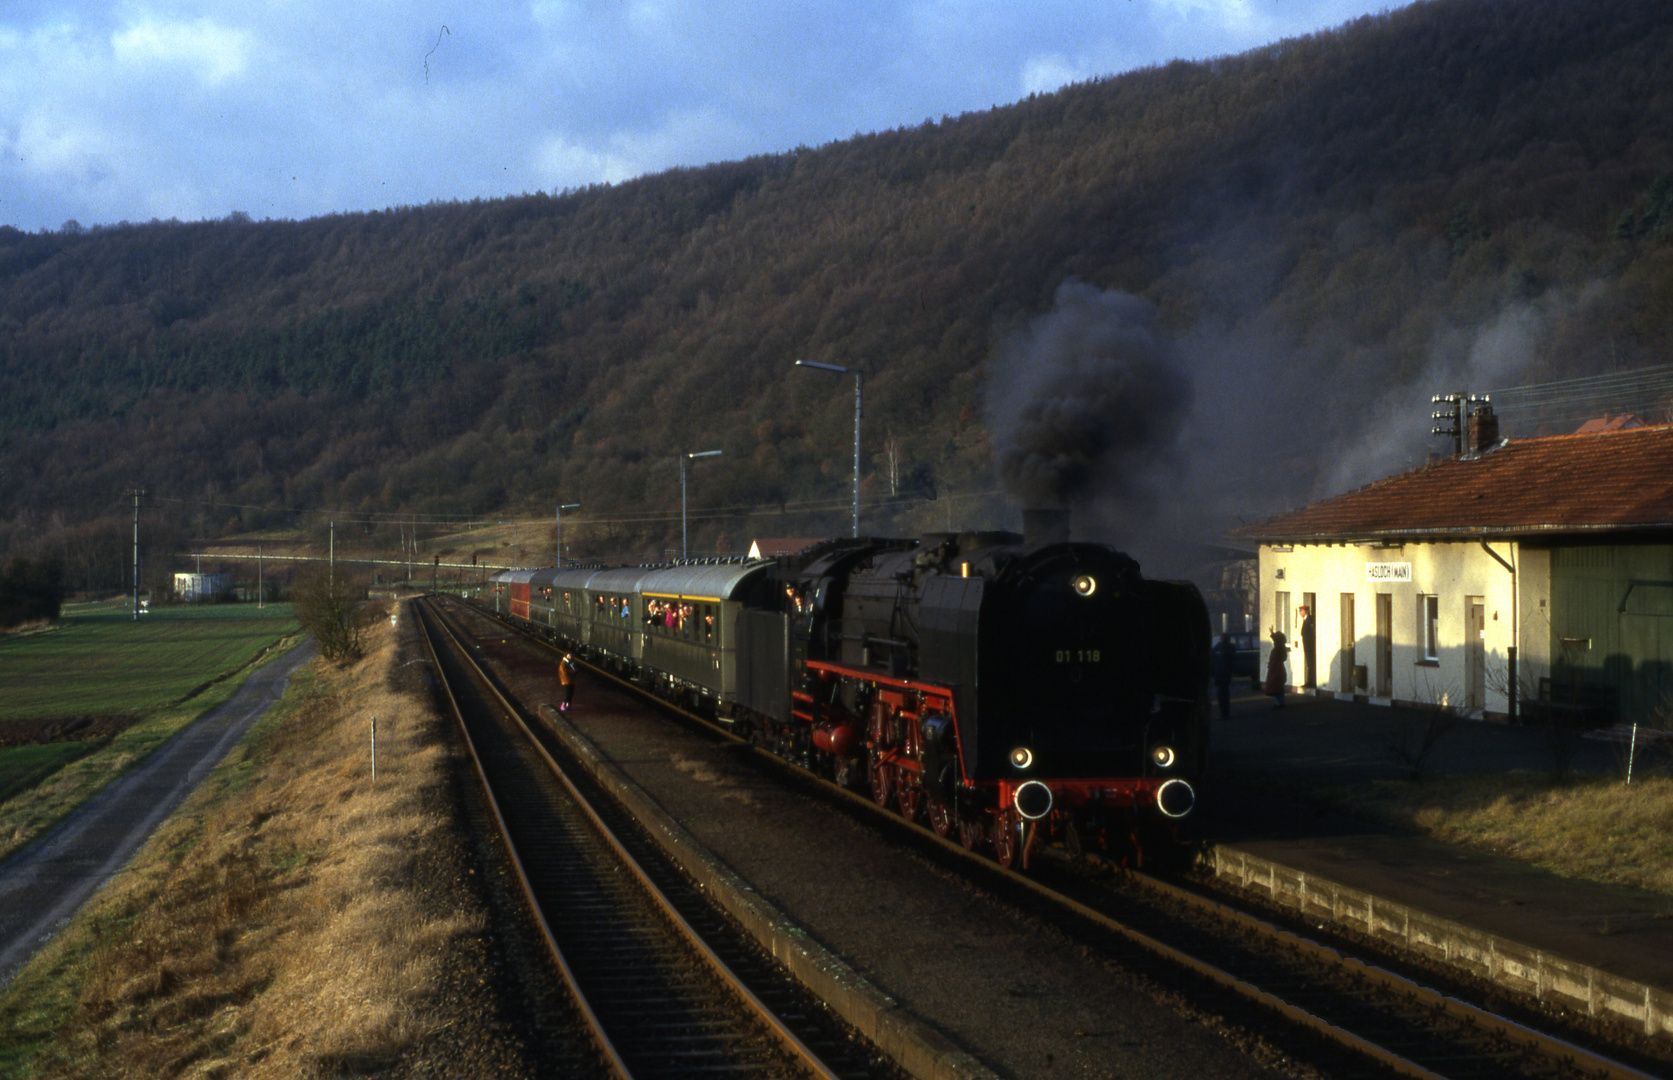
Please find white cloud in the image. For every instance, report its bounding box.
[534,132,640,188]
[1020,54,1082,96]
[111,16,251,86]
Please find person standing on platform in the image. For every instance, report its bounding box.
[1264,630,1289,709]
[1299,605,1316,688]
[1211,632,1239,721]
[558,652,578,712]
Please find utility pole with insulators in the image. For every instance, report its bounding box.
[1430,392,1489,457]
[132,487,145,621]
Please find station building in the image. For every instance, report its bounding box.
[1231,413,1673,726]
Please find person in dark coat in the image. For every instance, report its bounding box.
[1263,630,1289,708]
[1299,605,1316,688]
[1211,632,1238,721]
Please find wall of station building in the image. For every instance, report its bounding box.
[1257,541,1552,719]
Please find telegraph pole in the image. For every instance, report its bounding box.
[132,488,144,620]
[681,451,723,561]
[794,361,862,537]
[556,502,580,566]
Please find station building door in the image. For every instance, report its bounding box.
[1375,593,1393,698]
[1339,593,1356,692]
[1466,597,1486,710]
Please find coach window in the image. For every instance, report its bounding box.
[703,604,716,642]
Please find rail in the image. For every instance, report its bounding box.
[415,597,868,1080]
[465,596,1667,1080]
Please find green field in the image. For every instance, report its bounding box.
[0,742,97,803]
[0,599,305,861]
[0,601,301,723]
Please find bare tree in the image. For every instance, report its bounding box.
[882,430,902,497]
[1383,668,1462,781]
[293,566,364,661]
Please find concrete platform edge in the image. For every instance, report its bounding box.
[1205,845,1672,1039]
[538,704,1002,1080]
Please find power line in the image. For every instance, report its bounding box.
[1489,363,1673,432]
[144,488,959,531]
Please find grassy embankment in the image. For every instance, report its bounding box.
[0,600,302,861]
[1317,762,1673,897]
[0,604,504,1079]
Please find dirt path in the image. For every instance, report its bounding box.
[0,639,316,988]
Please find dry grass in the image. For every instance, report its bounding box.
[0,603,485,1079]
[1318,771,1673,897]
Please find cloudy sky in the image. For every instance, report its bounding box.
[0,0,1403,233]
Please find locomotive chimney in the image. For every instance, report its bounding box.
[1022,507,1071,546]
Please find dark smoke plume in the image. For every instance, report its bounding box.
[989,282,1191,509]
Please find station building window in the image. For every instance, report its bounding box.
[1419,594,1440,662]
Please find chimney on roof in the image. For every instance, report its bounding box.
[1467,402,1499,454]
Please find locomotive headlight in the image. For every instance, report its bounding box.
[1013,780,1053,820]
[1151,744,1177,769]
[1157,779,1195,818]
[1071,574,1097,597]
[1009,746,1034,770]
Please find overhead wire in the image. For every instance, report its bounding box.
[145,488,993,532]
[1489,363,1673,430]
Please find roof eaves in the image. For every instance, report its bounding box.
[1237,520,1673,544]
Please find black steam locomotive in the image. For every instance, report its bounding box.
[484,529,1210,869]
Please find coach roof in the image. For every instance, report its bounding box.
[641,560,772,601]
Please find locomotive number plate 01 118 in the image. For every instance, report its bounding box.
[1054,649,1103,663]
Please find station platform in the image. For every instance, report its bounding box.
[1196,686,1673,1005]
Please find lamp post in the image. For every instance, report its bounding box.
[681,450,722,562]
[794,360,861,538]
[556,502,580,566]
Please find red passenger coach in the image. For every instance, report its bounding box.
[504,570,536,621]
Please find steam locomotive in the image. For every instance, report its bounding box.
[481,529,1210,869]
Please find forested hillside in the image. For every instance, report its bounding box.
[2,0,1671,587]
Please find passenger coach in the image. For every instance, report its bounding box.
[493,560,778,714]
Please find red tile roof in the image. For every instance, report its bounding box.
[1231,424,1673,542]
[1572,413,1644,434]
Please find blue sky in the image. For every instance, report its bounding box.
[0,1,1404,232]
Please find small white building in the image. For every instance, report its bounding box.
[173,572,233,602]
[1232,415,1673,725]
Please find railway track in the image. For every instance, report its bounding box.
[459,596,1670,1080]
[414,597,902,1080]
